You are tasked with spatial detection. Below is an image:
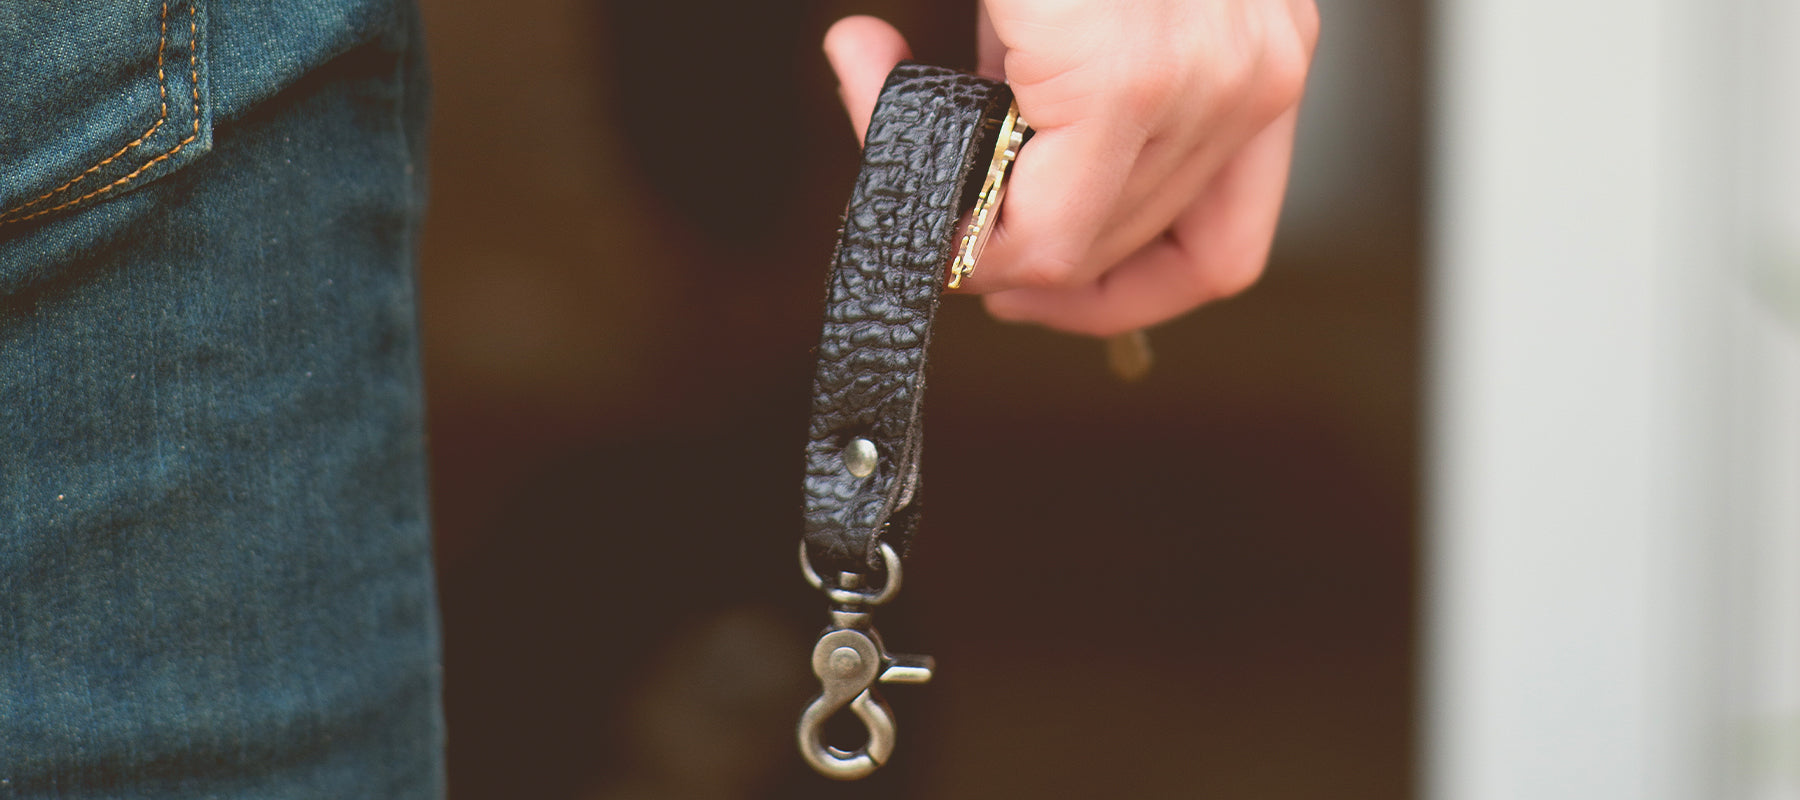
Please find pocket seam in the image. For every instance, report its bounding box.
[0,1,202,228]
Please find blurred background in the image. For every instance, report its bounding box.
[412,0,1798,797]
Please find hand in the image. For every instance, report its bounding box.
[823,0,1319,337]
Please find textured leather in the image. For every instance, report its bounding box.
[803,63,1014,575]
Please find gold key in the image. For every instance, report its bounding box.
[948,101,1028,289]
[1106,329,1153,382]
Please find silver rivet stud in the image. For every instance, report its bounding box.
[828,646,863,678]
[844,438,877,478]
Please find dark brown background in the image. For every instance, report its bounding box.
[417,0,1424,797]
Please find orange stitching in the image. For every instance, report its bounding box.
[0,2,201,227]
[0,3,172,221]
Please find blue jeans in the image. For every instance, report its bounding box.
[0,1,443,796]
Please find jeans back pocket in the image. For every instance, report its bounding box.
[0,0,212,231]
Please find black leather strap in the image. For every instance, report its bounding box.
[802,63,1015,575]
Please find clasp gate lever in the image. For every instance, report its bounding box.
[797,543,934,780]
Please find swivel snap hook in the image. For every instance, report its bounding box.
[797,627,936,779]
[798,628,894,779]
[796,544,934,780]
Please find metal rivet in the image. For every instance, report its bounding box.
[828,646,863,678]
[844,438,877,478]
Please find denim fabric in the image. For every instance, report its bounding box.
[0,1,442,797]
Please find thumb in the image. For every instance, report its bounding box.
[823,16,911,145]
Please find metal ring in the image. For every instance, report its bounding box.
[798,540,902,607]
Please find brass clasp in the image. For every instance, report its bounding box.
[796,543,934,780]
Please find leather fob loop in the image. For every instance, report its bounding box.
[802,63,1014,575]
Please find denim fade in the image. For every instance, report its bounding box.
[1,1,444,796]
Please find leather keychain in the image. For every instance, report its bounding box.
[795,62,1027,780]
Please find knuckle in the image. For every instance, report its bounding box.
[981,293,1041,325]
[1200,254,1270,302]
[1007,250,1084,290]
[1165,241,1270,309]
[1113,59,1182,123]
[1262,43,1311,115]
[1202,47,1260,120]
[1005,48,1083,94]
[1220,3,1317,124]
[1291,0,1322,54]
[1266,4,1320,108]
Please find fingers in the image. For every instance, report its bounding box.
[983,107,1300,336]
[1289,0,1322,53]
[954,117,1146,294]
[957,0,1286,298]
[823,9,1144,297]
[822,16,912,145]
[976,4,1006,80]
[825,2,1315,338]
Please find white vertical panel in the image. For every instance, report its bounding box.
[1427,0,1800,796]
[1734,1,1800,796]
[1425,1,1667,797]
[1418,0,1800,792]
[1734,306,1800,800]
